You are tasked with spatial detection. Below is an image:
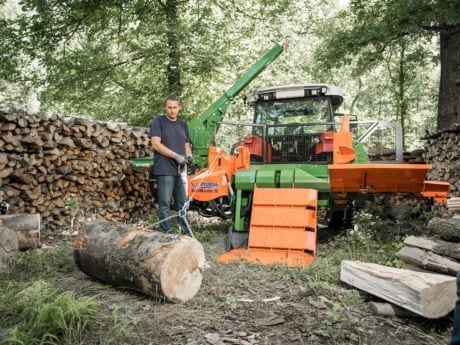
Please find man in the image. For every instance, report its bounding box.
[149,94,193,236]
[451,272,460,345]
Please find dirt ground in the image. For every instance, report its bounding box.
[48,216,454,345]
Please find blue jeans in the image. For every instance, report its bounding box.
[451,272,460,345]
[156,175,191,235]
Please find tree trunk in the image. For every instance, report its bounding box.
[165,0,182,95]
[437,25,460,130]
[0,226,19,269]
[0,213,40,250]
[340,260,456,318]
[74,221,205,303]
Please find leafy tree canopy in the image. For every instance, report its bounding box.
[313,0,460,132]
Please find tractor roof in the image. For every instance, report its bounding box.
[250,84,344,108]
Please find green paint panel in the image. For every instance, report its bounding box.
[279,170,294,187]
[255,170,277,187]
[235,170,257,190]
[131,157,153,169]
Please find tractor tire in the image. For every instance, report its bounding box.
[225,225,249,251]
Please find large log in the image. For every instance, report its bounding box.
[0,213,40,250]
[0,225,19,269]
[340,260,456,318]
[404,235,460,260]
[397,246,460,276]
[74,221,206,303]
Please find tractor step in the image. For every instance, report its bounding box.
[218,187,317,267]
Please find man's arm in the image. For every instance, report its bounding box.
[151,136,187,164]
[151,137,176,158]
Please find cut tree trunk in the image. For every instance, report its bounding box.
[396,246,460,276]
[404,236,460,260]
[0,213,40,250]
[74,221,206,303]
[340,260,456,318]
[0,225,19,269]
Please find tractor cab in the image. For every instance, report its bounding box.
[242,84,344,163]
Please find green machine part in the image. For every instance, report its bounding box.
[232,164,330,231]
[230,141,371,232]
[186,43,285,169]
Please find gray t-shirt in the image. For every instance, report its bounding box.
[149,115,190,176]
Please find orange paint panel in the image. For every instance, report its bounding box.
[422,180,450,203]
[252,187,317,206]
[251,207,316,227]
[328,164,436,194]
[217,248,315,267]
[248,227,316,251]
[188,170,229,202]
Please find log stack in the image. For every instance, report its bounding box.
[397,235,460,276]
[423,129,460,218]
[0,108,152,231]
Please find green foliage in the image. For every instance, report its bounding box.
[0,280,99,345]
[0,0,318,125]
[313,0,460,136]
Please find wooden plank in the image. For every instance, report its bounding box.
[340,260,456,318]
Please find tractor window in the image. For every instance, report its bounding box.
[253,98,333,135]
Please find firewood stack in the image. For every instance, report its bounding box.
[423,129,460,217]
[0,108,152,231]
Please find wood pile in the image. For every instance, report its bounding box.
[423,130,460,217]
[0,108,152,231]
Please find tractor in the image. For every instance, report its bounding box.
[133,43,449,267]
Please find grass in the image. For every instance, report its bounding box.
[0,280,99,345]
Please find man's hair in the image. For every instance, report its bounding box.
[164,93,181,105]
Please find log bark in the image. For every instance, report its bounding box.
[0,213,40,250]
[340,260,456,318]
[396,246,460,276]
[74,221,206,303]
[0,225,19,269]
[404,235,460,260]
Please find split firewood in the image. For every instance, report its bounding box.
[74,221,206,303]
[0,213,40,250]
[0,225,19,269]
[396,246,460,276]
[340,260,456,318]
[404,236,460,260]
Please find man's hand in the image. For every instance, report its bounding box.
[173,153,187,165]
